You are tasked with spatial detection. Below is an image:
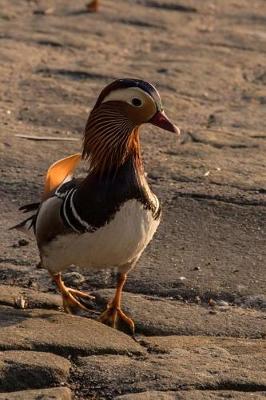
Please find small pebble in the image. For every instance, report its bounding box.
[64,271,85,286]
[14,295,28,309]
[216,300,229,307]
[195,296,201,304]
[219,307,229,312]
[157,68,168,74]
[27,279,38,289]
[207,113,216,125]
[33,7,54,15]
[208,298,216,307]
[18,239,29,247]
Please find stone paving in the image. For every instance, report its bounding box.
[0,0,265,398]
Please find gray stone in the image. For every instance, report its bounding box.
[63,272,85,287]
[116,392,177,400]
[0,306,144,356]
[0,350,70,391]
[75,336,266,399]
[235,295,266,311]
[95,290,266,338]
[0,387,72,400]
[140,335,266,355]
[129,197,265,301]
[116,391,266,400]
[0,285,61,310]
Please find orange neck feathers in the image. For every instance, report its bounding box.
[82,103,143,177]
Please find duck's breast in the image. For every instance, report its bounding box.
[41,198,160,273]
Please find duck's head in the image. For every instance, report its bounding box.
[83,78,180,174]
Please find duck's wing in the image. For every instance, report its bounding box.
[43,153,81,200]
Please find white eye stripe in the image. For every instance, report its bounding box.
[102,87,154,106]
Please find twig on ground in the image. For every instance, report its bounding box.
[15,134,79,142]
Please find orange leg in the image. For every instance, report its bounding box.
[86,0,99,12]
[99,273,135,334]
[52,273,95,314]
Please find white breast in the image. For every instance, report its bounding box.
[41,199,160,274]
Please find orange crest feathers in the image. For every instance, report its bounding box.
[43,153,81,198]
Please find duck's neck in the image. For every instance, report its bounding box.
[79,147,145,197]
[72,151,155,230]
[82,103,143,179]
[74,149,148,228]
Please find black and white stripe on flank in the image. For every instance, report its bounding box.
[60,188,94,233]
[69,189,92,231]
[152,194,161,219]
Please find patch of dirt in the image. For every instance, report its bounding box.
[0,0,265,399]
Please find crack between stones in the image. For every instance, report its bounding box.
[197,382,266,392]
[201,41,266,54]
[151,174,266,196]
[0,342,144,359]
[116,288,266,314]
[186,132,259,149]
[171,191,266,206]
[36,67,114,82]
[118,386,266,398]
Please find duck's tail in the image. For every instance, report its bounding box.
[9,202,40,233]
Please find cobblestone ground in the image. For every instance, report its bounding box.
[0,0,265,399]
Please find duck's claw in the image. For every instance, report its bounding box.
[68,288,95,301]
[52,273,95,314]
[61,288,95,313]
[99,304,135,335]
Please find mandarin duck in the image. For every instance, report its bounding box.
[13,79,180,334]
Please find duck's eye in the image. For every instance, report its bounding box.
[131,98,142,107]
